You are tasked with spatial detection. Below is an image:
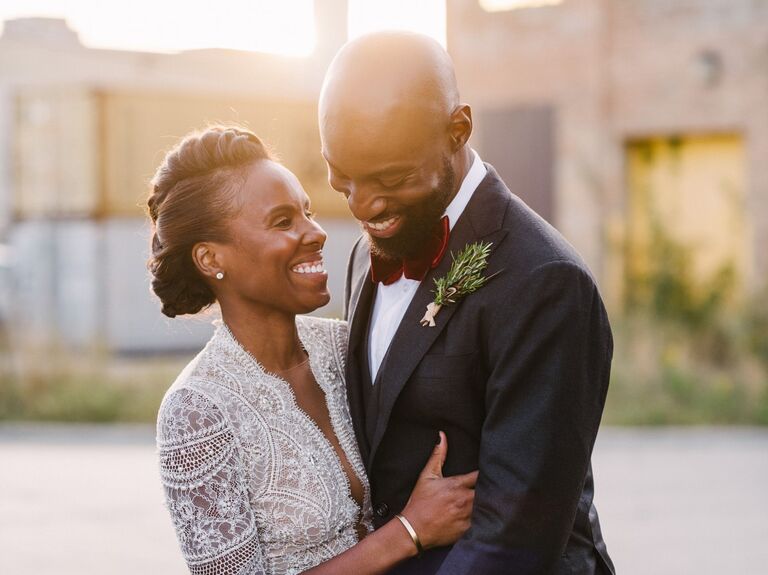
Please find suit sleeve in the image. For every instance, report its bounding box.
[437,260,613,575]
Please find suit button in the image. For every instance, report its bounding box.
[374,502,389,517]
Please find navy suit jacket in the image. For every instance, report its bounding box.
[343,165,615,575]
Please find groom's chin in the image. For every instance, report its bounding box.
[366,226,424,260]
[367,234,406,261]
[367,219,443,261]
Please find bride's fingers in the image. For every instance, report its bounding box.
[451,469,479,488]
[420,430,448,478]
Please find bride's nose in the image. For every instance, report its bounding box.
[302,217,327,248]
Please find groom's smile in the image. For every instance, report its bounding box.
[364,214,402,238]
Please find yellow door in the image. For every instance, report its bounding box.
[625,135,749,305]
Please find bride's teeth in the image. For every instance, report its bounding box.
[292,260,324,274]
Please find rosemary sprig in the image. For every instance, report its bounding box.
[433,241,494,306]
[420,241,497,327]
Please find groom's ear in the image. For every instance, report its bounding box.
[448,104,473,152]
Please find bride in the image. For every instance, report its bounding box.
[147,126,476,575]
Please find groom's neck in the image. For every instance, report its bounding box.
[449,146,473,202]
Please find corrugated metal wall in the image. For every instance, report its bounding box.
[15,88,99,217]
[8,88,359,352]
[99,91,348,218]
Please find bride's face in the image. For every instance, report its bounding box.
[216,160,330,315]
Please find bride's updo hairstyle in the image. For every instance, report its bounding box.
[147,126,272,318]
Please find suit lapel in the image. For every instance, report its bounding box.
[367,166,511,465]
[345,241,375,463]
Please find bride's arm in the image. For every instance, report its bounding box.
[302,432,477,575]
[157,388,267,575]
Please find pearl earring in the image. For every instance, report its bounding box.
[215,272,224,280]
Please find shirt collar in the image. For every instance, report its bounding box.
[443,149,487,231]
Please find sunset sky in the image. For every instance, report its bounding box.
[0,0,448,55]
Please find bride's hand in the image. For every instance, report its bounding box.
[399,431,478,549]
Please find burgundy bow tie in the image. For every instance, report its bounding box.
[370,216,450,285]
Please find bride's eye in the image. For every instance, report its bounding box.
[275,217,292,228]
[305,210,316,219]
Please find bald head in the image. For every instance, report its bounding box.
[319,31,460,126]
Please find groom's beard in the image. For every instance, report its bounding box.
[367,157,456,261]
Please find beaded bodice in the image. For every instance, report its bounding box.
[157,316,373,575]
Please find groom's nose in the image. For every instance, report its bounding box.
[347,182,387,221]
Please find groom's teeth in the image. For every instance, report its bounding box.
[369,217,398,231]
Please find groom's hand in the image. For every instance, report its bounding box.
[401,431,478,549]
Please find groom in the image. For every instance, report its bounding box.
[319,32,615,575]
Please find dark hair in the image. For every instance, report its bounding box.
[146,125,272,318]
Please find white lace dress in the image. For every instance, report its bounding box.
[157,316,373,575]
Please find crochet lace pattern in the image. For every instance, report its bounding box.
[157,316,373,575]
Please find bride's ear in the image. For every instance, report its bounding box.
[192,242,225,281]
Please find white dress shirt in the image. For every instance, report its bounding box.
[368,150,487,382]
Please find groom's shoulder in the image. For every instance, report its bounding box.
[484,171,596,284]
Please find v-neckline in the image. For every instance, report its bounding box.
[217,318,368,514]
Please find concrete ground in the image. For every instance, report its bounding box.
[0,424,766,575]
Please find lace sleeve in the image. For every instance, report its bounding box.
[157,388,265,575]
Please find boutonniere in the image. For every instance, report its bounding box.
[420,241,499,327]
